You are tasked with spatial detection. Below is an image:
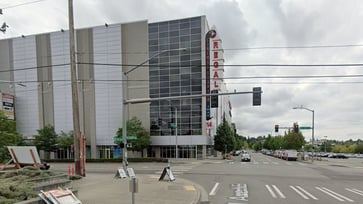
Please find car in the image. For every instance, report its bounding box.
[241,153,251,162]
[232,150,241,156]
[328,154,348,159]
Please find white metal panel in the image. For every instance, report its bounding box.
[93,25,123,145]
[50,31,73,134]
[151,135,211,145]
[13,36,40,137]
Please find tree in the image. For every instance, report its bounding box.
[214,117,236,154]
[116,117,151,157]
[0,111,23,163]
[283,131,305,150]
[33,125,58,159]
[355,144,363,154]
[57,131,74,150]
[55,131,74,159]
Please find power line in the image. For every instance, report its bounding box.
[2,61,363,74]
[223,44,363,51]
[2,0,48,9]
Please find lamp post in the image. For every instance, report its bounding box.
[122,48,186,170]
[174,107,178,159]
[293,105,315,163]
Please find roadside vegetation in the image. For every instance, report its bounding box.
[0,166,60,203]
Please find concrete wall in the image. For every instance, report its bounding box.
[121,21,150,129]
[76,28,97,158]
[36,34,54,127]
[0,39,14,94]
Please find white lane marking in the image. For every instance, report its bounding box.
[298,163,307,166]
[290,186,309,199]
[316,187,345,202]
[272,162,278,165]
[263,162,269,164]
[285,162,292,166]
[272,185,286,198]
[296,186,318,200]
[321,187,354,202]
[265,185,277,198]
[209,182,220,196]
[316,187,354,202]
[346,188,363,196]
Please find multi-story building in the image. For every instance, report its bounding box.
[0,16,232,159]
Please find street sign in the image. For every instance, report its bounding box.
[127,136,137,140]
[114,137,122,143]
[170,123,177,129]
[114,136,137,144]
[300,126,312,130]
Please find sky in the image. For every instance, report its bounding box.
[1,0,362,142]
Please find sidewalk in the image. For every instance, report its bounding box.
[72,172,201,204]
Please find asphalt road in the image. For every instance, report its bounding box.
[180,153,363,204]
[50,154,363,204]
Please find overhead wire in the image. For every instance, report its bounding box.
[1,0,48,9]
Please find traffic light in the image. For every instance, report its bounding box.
[211,90,218,108]
[275,124,279,132]
[252,87,262,106]
[158,118,162,126]
[293,123,299,133]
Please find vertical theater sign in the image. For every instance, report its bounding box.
[211,29,224,93]
[205,28,224,130]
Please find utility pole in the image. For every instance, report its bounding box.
[68,0,83,176]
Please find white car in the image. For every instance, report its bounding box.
[241,153,251,162]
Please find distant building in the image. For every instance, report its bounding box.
[0,16,232,159]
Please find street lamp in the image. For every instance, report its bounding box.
[293,105,315,162]
[0,80,27,87]
[122,48,187,170]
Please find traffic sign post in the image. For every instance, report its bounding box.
[114,136,137,143]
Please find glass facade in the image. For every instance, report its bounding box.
[149,17,203,137]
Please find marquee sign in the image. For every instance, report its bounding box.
[205,28,225,121]
[211,34,224,91]
[205,29,216,120]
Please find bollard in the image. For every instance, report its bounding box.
[68,164,71,176]
[71,164,75,176]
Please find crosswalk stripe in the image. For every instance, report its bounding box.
[209,182,220,196]
[289,185,318,200]
[346,188,363,196]
[316,187,345,202]
[265,185,277,198]
[290,186,309,199]
[316,187,354,202]
[272,185,286,198]
[296,186,318,200]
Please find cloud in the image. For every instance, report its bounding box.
[2,0,362,141]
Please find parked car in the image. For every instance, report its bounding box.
[241,153,251,162]
[232,150,241,156]
[282,150,298,161]
[328,153,348,159]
